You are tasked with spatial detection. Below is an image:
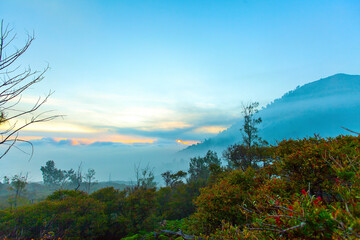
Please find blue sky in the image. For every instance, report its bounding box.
[1,0,360,180]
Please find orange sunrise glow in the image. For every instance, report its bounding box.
[176,139,201,145]
[11,135,156,146]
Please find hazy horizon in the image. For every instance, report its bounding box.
[1,0,360,181]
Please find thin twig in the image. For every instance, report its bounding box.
[341,127,360,136]
[281,222,306,233]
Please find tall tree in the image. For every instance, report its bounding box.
[241,102,267,149]
[224,102,268,170]
[84,168,96,193]
[40,160,65,186]
[11,173,28,207]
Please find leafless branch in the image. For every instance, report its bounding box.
[259,223,282,230]
[0,133,18,159]
[341,127,360,136]
[74,162,83,191]
[159,229,204,240]
[281,222,306,233]
[247,227,282,233]
[0,20,60,159]
[265,215,305,222]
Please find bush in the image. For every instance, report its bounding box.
[190,135,360,239]
[0,191,106,239]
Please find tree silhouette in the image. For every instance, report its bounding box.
[0,20,60,159]
[161,170,187,187]
[10,173,28,207]
[224,102,268,170]
[188,150,221,181]
[40,160,65,187]
[84,168,96,193]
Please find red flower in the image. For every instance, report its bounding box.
[335,178,340,183]
[275,216,281,226]
[313,196,322,205]
[288,205,294,216]
[301,189,307,196]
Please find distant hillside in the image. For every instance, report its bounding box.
[182,73,360,155]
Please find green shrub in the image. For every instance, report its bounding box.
[0,192,107,239]
[190,135,360,239]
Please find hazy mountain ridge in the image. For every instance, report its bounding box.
[182,73,360,155]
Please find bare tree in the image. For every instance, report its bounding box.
[84,168,96,193]
[10,172,28,207]
[132,163,156,190]
[73,162,83,191]
[0,20,60,159]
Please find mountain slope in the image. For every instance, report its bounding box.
[183,73,360,155]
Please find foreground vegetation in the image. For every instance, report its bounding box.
[0,134,359,239]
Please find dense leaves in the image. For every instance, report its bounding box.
[0,190,106,239]
[191,135,360,239]
[188,150,221,181]
[0,135,359,239]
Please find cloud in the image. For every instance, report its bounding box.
[24,122,99,133]
[111,126,196,140]
[105,111,237,142]
[22,93,242,132]
[138,121,193,131]
[0,120,99,134]
[16,135,157,147]
[9,94,242,147]
[193,125,228,134]
[176,139,201,145]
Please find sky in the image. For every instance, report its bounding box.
[0,0,360,181]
